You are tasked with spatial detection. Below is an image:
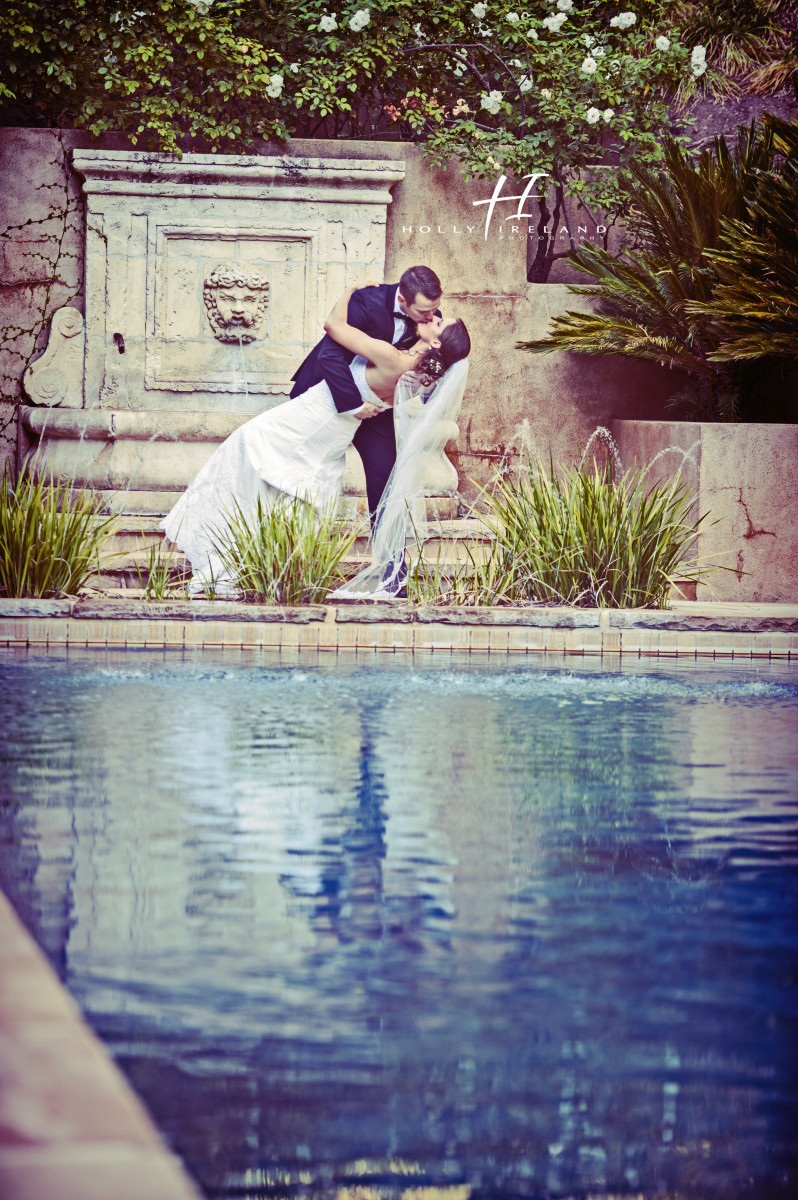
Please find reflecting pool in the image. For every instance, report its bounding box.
[1,649,797,1199]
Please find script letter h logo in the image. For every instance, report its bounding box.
[472,173,549,240]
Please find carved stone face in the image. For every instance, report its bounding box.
[204,263,269,343]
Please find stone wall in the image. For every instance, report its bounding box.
[0,128,678,492]
[610,420,798,604]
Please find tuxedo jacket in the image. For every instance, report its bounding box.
[290,283,405,414]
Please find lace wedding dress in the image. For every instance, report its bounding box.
[161,357,387,593]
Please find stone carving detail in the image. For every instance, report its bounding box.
[23,307,85,408]
[203,262,270,343]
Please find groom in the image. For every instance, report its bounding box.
[290,264,443,524]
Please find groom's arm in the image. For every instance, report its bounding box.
[317,286,392,415]
[315,335,362,415]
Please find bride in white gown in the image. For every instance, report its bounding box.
[161,284,471,598]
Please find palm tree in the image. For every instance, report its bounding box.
[687,115,798,361]
[518,119,795,420]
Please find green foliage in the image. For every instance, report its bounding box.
[0,2,701,275]
[0,467,117,597]
[668,0,798,99]
[210,493,358,603]
[0,2,790,278]
[418,454,715,609]
[687,115,798,362]
[518,118,798,419]
[1,0,289,154]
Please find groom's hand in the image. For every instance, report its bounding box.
[356,403,382,420]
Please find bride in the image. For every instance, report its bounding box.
[161,284,471,599]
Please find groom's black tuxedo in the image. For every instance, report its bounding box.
[289,283,417,522]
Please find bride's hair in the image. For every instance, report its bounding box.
[416,319,471,387]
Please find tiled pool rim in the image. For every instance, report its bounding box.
[1,596,797,658]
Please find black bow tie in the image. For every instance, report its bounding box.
[396,313,418,347]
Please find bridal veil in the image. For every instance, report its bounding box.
[333,358,469,599]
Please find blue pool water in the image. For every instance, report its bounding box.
[0,648,797,1199]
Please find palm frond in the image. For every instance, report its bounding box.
[519,118,798,413]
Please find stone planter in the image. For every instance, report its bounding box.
[609,420,798,603]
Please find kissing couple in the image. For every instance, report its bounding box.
[162,264,471,600]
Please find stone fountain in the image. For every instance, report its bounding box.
[22,149,461,523]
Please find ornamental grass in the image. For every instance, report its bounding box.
[0,467,117,599]
[211,493,359,604]
[410,457,717,609]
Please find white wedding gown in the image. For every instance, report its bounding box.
[161,357,387,593]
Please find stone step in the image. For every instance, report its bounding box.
[96,511,487,556]
[101,538,489,580]
[92,516,492,592]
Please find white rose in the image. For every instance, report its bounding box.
[319,14,337,32]
[581,56,598,74]
[507,12,520,23]
[655,35,671,51]
[586,107,601,124]
[289,62,300,73]
[480,89,504,114]
[542,12,567,32]
[557,0,573,11]
[603,108,614,121]
[583,33,594,47]
[610,12,636,29]
[472,2,487,18]
[593,46,606,58]
[519,75,533,93]
[266,73,284,98]
[349,8,370,31]
[691,44,707,76]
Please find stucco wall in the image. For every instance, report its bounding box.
[610,420,798,603]
[0,128,679,490]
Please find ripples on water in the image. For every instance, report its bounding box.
[1,649,797,1199]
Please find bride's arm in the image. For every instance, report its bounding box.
[324,286,403,370]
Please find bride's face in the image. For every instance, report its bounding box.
[417,315,457,346]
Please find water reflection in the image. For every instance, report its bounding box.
[0,651,796,1198]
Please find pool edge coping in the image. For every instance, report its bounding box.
[0,890,204,1200]
[1,598,797,658]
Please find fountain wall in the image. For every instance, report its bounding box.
[1,129,677,495]
[1,129,795,600]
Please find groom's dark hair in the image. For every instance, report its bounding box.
[399,264,442,302]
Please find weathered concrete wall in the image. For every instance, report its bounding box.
[0,128,677,489]
[0,128,139,473]
[611,420,798,603]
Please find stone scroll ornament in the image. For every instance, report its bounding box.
[203,263,270,344]
[23,307,85,408]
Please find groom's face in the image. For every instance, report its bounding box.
[398,290,441,325]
